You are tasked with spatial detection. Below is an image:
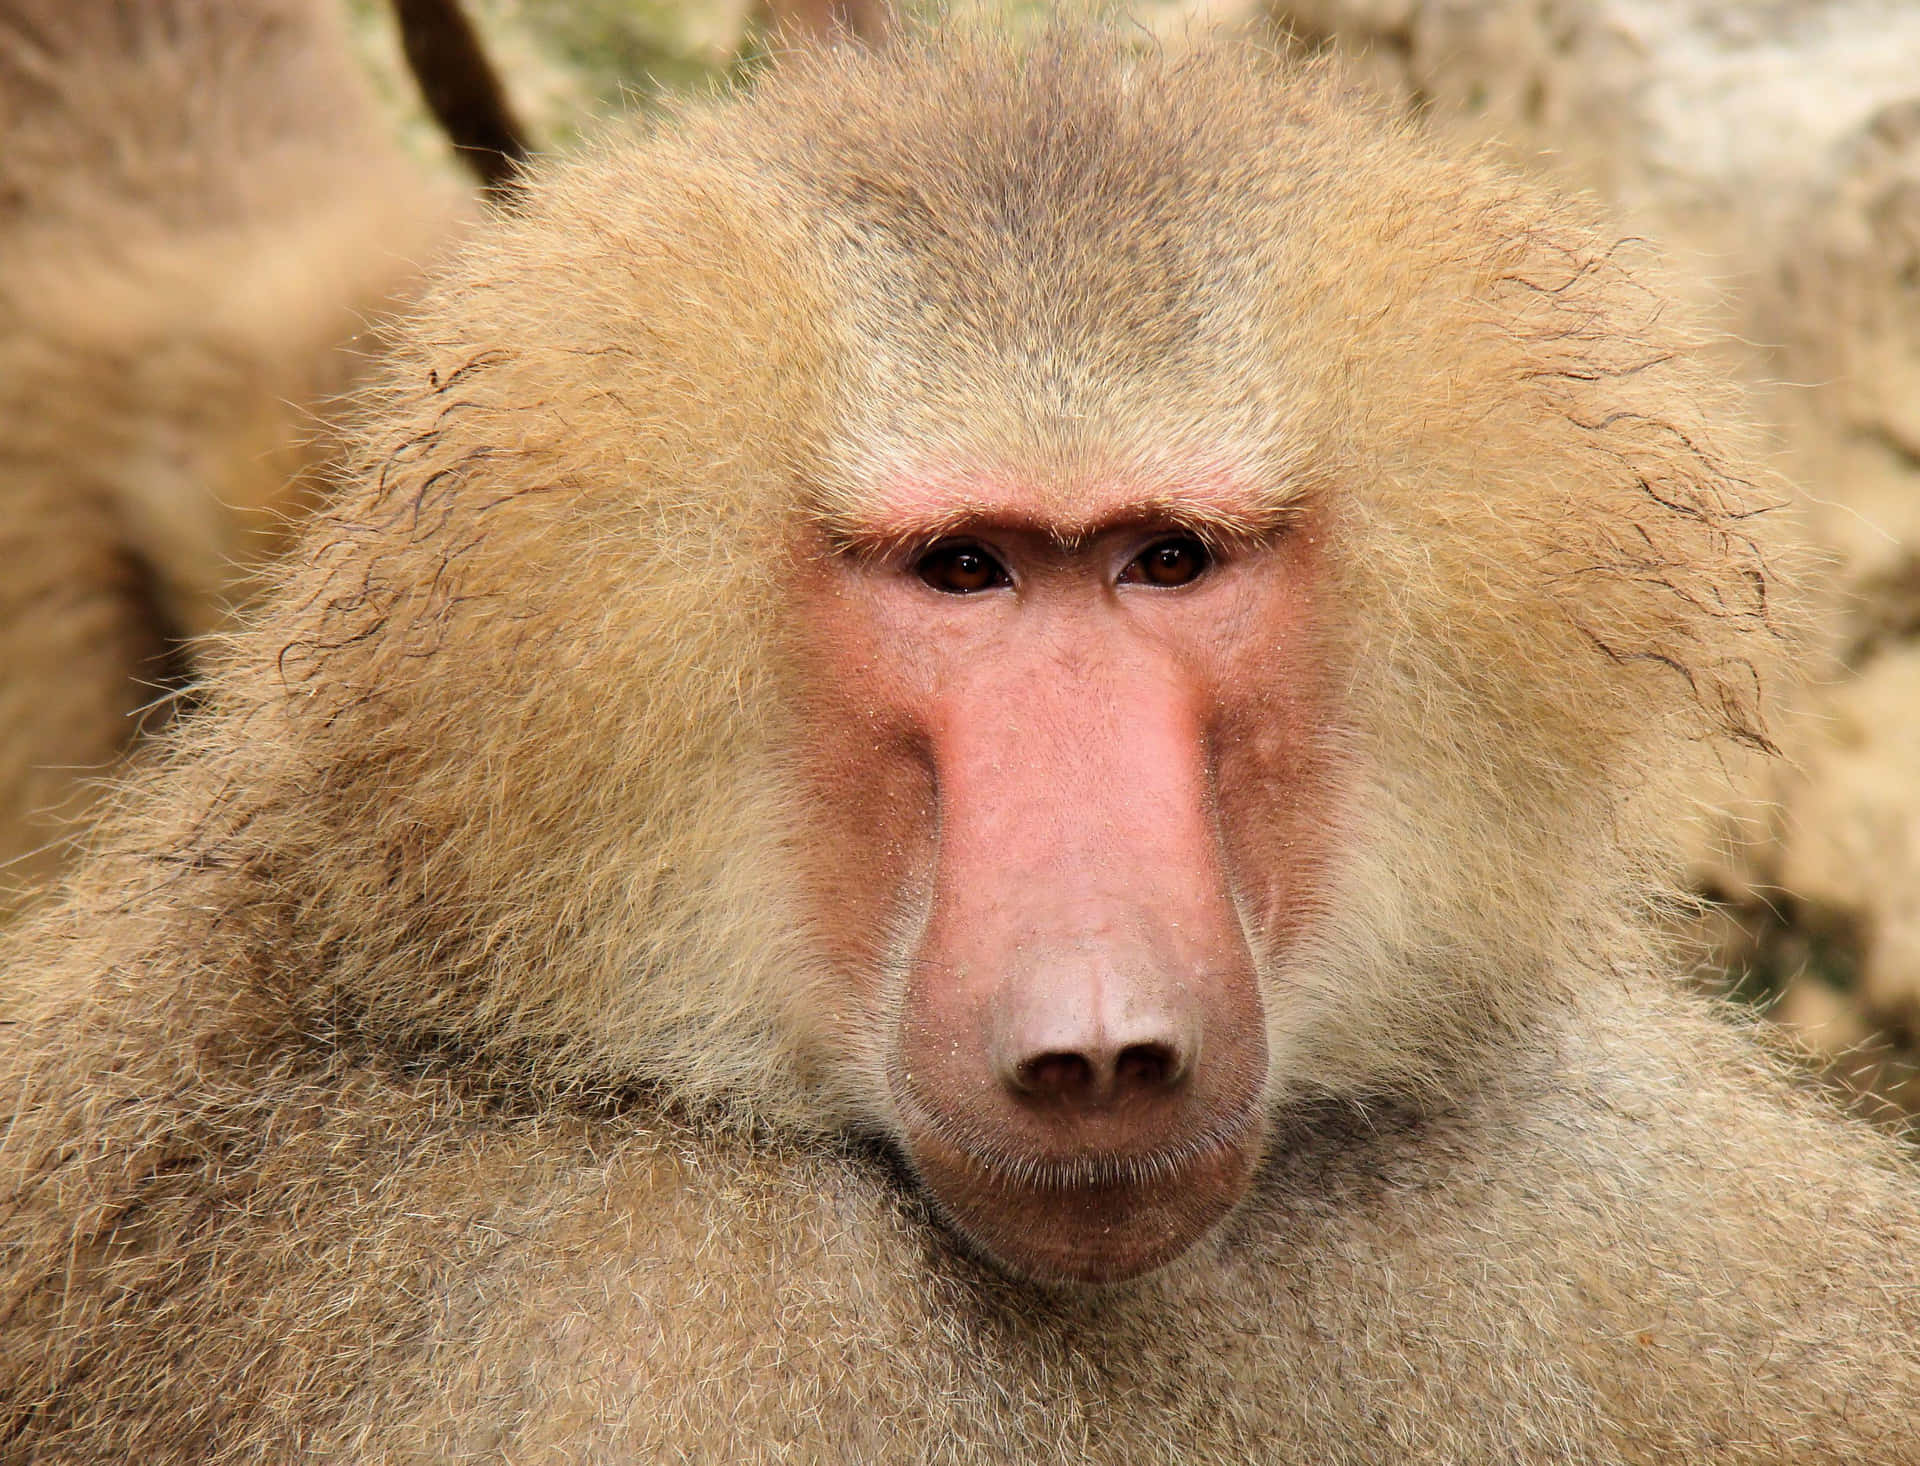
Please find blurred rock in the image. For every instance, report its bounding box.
[1778,644,1920,1031]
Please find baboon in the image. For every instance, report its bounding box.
[3,22,1919,1465]
[0,0,457,900]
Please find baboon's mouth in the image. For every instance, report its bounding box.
[896,1102,1267,1285]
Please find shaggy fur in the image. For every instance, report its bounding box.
[0,0,457,899]
[2,23,1917,1464]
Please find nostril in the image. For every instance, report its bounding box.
[1010,1040,1188,1105]
[1114,1041,1180,1091]
[1016,1051,1095,1100]
[988,972,1202,1109]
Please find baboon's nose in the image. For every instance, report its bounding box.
[995,992,1194,1109]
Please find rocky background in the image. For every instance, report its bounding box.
[349,0,1920,1117]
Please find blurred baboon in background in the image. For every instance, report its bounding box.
[0,0,459,902]
[1,18,1918,1466]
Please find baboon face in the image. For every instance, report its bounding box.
[786,464,1343,1282]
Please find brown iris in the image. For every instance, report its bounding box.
[1123,536,1210,588]
[916,541,1010,594]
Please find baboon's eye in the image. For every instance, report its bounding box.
[1122,536,1211,588]
[916,541,1010,594]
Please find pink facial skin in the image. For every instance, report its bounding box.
[787,468,1336,1285]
